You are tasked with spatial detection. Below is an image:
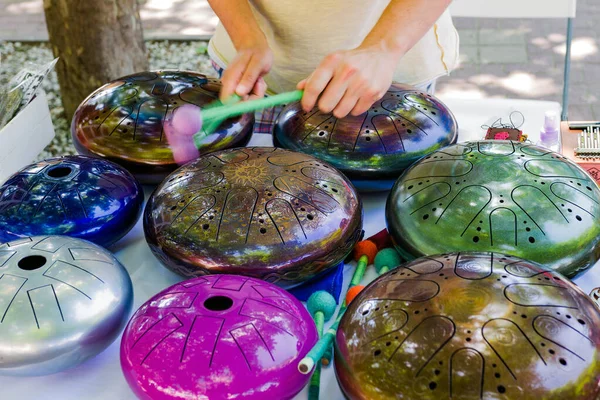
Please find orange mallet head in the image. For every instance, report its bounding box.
[352,240,378,265]
[346,285,365,306]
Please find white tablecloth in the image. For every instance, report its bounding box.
[3,97,598,400]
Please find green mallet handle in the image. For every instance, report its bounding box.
[320,332,335,366]
[299,310,345,374]
[202,90,303,127]
[202,94,241,135]
[333,254,368,319]
[321,254,369,365]
[193,94,242,146]
[378,266,390,275]
[308,311,325,400]
[314,311,325,336]
[350,254,368,288]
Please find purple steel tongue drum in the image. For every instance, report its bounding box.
[120,274,318,400]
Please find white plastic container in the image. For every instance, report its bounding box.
[0,90,55,183]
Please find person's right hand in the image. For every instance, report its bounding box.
[220,43,273,101]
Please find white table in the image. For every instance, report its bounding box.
[3,97,599,400]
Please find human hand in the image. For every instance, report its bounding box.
[297,46,399,118]
[220,42,273,101]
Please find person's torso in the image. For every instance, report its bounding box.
[209,0,460,93]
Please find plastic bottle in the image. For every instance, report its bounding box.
[537,111,560,152]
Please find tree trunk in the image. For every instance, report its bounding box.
[43,0,149,120]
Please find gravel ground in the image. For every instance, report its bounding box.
[0,41,214,161]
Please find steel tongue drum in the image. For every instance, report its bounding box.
[274,83,458,191]
[71,70,254,184]
[335,252,600,400]
[120,275,317,400]
[0,236,133,376]
[0,155,143,247]
[386,140,600,277]
[143,147,363,287]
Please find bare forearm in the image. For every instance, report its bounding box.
[207,0,266,49]
[207,0,273,98]
[361,0,453,59]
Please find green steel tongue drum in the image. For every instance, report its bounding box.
[386,140,600,278]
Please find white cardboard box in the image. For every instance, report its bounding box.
[0,89,55,183]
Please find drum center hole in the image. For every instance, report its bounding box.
[204,295,233,311]
[47,165,73,178]
[18,255,47,271]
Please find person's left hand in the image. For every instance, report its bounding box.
[297,46,399,118]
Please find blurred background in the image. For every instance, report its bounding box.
[0,0,597,158]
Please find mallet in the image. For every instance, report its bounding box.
[306,291,337,400]
[300,240,377,373]
[165,90,304,164]
[374,248,402,275]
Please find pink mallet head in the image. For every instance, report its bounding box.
[164,104,202,165]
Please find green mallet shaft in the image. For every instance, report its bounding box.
[314,312,325,335]
[195,89,303,138]
[321,254,369,365]
[203,90,303,122]
[201,94,241,138]
[350,254,368,288]
[378,266,389,274]
[337,254,369,319]
[320,329,335,366]
[202,90,304,121]
[299,309,346,374]
[308,311,325,400]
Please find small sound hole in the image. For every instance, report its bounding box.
[47,166,73,178]
[204,296,233,311]
[18,255,47,271]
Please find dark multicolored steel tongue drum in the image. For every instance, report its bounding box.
[274,84,458,191]
[71,70,254,184]
[335,252,600,400]
[144,147,362,288]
